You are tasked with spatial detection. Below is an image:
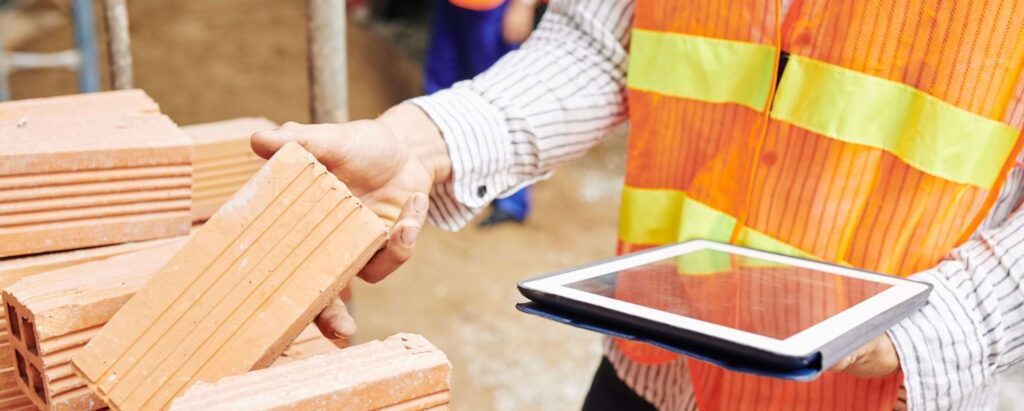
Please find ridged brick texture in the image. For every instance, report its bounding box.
[2,239,187,410]
[169,334,451,411]
[0,90,192,257]
[72,142,388,410]
[184,117,276,222]
[0,236,183,285]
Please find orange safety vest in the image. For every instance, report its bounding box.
[617,0,1024,409]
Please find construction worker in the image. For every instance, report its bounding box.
[253,0,1024,409]
[424,0,544,225]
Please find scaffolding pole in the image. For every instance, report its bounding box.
[103,0,133,89]
[307,0,348,124]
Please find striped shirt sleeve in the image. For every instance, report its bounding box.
[888,193,1024,410]
[408,0,635,231]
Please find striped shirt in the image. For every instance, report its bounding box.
[408,1,1024,409]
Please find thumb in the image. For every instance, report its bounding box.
[251,123,304,160]
[251,122,350,170]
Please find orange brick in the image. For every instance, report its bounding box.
[0,90,159,121]
[0,238,180,406]
[169,334,451,411]
[273,326,340,367]
[0,236,184,284]
[183,117,276,222]
[0,95,192,257]
[72,142,388,411]
[3,239,187,410]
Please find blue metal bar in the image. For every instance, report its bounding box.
[71,0,101,93]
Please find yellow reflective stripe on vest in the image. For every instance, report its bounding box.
[627,28,775,111]
[771,56,1019,188]
[618,186,814,261]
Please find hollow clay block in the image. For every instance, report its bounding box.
[0,106,192,257]
[3,239,187,411]
[183,117,276,222]
[0,90,158,121]
[72,142,388,411]
[169,334,451,411]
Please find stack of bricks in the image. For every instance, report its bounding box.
[184,117,276,222]
[0,90,192,257]
[1,92,442,410]
[0,90,191,410]
[2,239,187,410]
[0,235,189,410]
[2,237,342,410]
[170,334,451,410]
[71,142,389,410]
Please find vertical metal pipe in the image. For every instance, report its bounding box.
[103,0,134,89]
[0,23,10,101]
[307,0,348,123]
[70,0,101,92]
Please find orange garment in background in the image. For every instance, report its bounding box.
[448,0,504,11]
[617,0,1024,409]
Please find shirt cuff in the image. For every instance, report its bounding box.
[886,270,990,410]
[408,86,522,230]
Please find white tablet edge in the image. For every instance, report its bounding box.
[521,240,931,358]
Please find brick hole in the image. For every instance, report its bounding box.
[21,316,37,356]
[15,351,27,385]
[7,305,20,341]
[28,362,46,404]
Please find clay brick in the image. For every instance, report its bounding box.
[273,326,340,367]
[72,142,388,411]
[0,236,183,285]
[184,118,276,222]
[0,238,183,406]
[0,90,158,121]
[3,239,187,410]
[169,334,451,411]
[0,95,192,257]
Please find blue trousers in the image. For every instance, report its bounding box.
[424,0,531,221]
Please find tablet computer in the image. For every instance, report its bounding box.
[517,240,931,380]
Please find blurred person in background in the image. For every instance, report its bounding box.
[424,0,544,226]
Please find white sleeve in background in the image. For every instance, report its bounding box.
[888,199,1024,410]
[408,0,635,231]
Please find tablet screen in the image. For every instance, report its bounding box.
[564,248,892,340]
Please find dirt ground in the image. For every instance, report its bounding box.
[6,0,1024,409]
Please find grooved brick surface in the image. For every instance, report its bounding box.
[3,240,187,411]
[72,142,387,411]
[0,236,184,286]
[169,334,451,411]
[184,118,276,222]
[0,91,192,257]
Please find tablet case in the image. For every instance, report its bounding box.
[516,302,821,381]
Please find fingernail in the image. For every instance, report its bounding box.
[401,226,420,246]
[413,193,429,214]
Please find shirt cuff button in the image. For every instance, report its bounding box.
[477,185,487,198]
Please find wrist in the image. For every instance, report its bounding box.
[378,104,452,185]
